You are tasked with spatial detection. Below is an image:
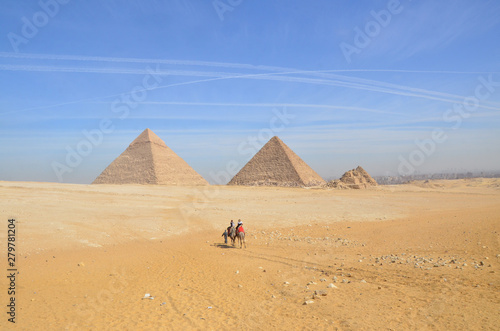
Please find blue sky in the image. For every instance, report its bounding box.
[1,0,500,184]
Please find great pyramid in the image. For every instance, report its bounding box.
[92,128,208,185]
[325,166,377,189]
[228,136,325,187]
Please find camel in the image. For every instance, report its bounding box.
[236,230,246,249]
[228,226,246,248]
[228,226,237,246]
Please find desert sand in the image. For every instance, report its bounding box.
[0,178,499,330]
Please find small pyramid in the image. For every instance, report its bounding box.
[325,166,377,189]
[93,129,208,185]
[228,136,325,187]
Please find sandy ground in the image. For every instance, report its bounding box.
[0,178,499,330]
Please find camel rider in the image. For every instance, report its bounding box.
[227,220,234,233]
[236,219,244,233]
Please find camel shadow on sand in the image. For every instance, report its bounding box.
[213,243,238,249]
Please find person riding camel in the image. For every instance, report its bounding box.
[236,219,244,233]
[227,220,234,233]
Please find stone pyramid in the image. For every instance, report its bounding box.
[228,136,325,187]
[93,129,208,185]
[325,166,377,189]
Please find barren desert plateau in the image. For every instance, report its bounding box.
[0,178,499,330]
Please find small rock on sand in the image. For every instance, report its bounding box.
[314,290,327,296]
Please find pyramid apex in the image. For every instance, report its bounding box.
[130,128,166,147]
[267,136,285,146]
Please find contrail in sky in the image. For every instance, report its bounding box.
[1,52,499,114]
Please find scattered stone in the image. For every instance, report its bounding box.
[320,278,327,282]
[328,283,337,289]
[314,290,327,296]
[303,300,314,305]
[307,281,317,285]
[78,262,85,267]
[360,279,367,283]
